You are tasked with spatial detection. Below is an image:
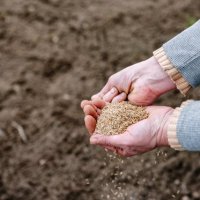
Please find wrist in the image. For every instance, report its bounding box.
[153,47,191,96]
[148,56,176,94]
[156,108,174,147]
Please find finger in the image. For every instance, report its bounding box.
[83,105,98,119]
[91,93,102,100]
[90,118,149,147]
[81,100,89,109]
[81,100,97,110]
[103,145,116,152]
[98,141,138,157]
[111,92,127,103]
[84,115,96,135]
[116,148,127,157]
[116,148,138,157]
[90,133,128,147]
[100,145,122,155]
[103,87,118,102]
[92,84,111,100]
[92,99,107,109]
[96,108,102,115]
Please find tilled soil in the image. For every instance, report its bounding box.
[0,0,200,200]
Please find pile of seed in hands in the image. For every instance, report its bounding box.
[96,102,149,135]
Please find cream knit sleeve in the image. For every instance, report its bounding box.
[153,47,191,96]
[167,100,193,151]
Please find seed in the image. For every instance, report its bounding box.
[96,102,149,135]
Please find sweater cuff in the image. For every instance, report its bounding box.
[167,100,193,151]
[153,47,191,96]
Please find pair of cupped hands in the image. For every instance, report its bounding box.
[81,57,176,157]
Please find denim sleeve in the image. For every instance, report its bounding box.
[177,101,200,151]
[163,20,200,88]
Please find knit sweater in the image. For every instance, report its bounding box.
[153,20,200,151]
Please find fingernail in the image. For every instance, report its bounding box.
[92,95,102,100]
[91,95,97,100]
[91,94,97,98]
[112,98,118,103]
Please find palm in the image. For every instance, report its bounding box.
[115,106,172,155]
[81,100,172,156]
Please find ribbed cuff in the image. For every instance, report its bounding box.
[153,47,191,96]
[167,100,193,151]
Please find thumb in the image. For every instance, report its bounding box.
[90,134,125,148]
[128,87,157,106]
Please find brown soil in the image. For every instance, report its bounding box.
[0,0,200,200]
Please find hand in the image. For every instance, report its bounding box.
[81,99,107,134]
[92,56,176,105]
[81,99,173,157]
[81,99,118,152]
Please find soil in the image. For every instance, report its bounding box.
[0,0,200,200]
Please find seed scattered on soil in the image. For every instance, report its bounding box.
[96,102,149,135]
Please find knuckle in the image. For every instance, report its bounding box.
[108,75,115,83]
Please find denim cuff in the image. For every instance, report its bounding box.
[153,47,191,95]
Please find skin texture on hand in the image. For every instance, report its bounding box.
[81,99,173,157]
[92,56,176,105]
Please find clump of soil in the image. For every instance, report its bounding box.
[96,102,149,135]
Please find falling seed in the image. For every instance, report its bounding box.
[39,159,46,166]
[85,179,90,185]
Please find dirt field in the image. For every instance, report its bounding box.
[0,0,200,199]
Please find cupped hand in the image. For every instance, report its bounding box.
[81,99,174,157]
[92,56,176,105]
